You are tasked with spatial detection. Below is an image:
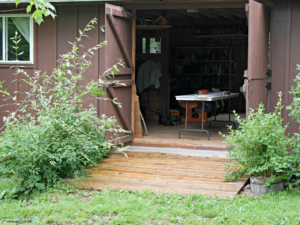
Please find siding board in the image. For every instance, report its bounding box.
[77,5,99,110]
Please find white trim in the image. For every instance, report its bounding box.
[0,14,34,65]
[2,18,4,61]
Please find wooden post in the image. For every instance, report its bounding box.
[159,11,170,118]
[131,9,136,134]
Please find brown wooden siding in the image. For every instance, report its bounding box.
[270,0,300,136]
[1,0,300,139]
[0,5,106,129]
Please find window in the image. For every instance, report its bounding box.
[142,38,146,54]
[141,37,161,54]
[150,38,161,54]
[0,14,34,64]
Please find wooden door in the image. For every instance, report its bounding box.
[104,4,134,144]
[244,0,270,114]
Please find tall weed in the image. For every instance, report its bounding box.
[0,18,127,197]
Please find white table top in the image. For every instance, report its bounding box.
[175,92,240,101]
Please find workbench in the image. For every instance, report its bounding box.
[175,92,239,140]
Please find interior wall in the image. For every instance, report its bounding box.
[270,0,300,136]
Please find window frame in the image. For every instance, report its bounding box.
[0,14,34,65]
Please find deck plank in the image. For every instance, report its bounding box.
[67,151,246,198]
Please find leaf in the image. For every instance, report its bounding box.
[26,5,32,13]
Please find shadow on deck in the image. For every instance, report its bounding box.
[67,151,247,198]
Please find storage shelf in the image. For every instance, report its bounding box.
[177,60,233,62]
[176,73,235,76]
[192,34,248,38]
[136,25,172,30]
[202,60,233,63]
[176,46,234,49]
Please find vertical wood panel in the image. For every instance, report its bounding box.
[287,0,300,135]
[57,5,77,61]
[78,5,99,110]
[131,9,136,133]
[99,5,106,116]
[283,0,292,130]
[0,69,17,128]
[248,0,270,80]
[269,0,288,112]
[37,16,57,74]
[247,79,269,112]
[270,0,300,136]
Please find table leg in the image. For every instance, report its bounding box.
[179,101,209,140]
[209,99,236,129]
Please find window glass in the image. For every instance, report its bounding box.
[142,38,146,53]
[150,38,161,54]
[0,18,2,61]
[6,17,30,61]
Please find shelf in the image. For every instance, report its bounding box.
[202,60,233,63]
[177,60,201,62]
[136,25,172,30]
[177,60,233,62]
[202,46,234,49]
[192,34,248,38]
[176,73,235,76]
[176,46,234,49]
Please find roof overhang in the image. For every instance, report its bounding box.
[0,0,275,8]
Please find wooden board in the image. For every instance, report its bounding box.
[104,4,134,143]
[134,95,143,138]
[67,151,246,198]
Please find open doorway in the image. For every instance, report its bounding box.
[134,8,249,150]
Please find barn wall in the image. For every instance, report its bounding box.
[0,5,105,128]
[270,0,300,136]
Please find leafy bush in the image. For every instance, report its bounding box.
[286,64,300,181]
[221,92,294,184]
[0,18,127,197]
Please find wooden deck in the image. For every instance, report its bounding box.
[68,151,247,198]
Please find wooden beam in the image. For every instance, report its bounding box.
[131,9,136,135]
[197,11,224,20]
[170,20,244,25]
[107,80,135,88]
[170,12,198,21]
[179,10,208,21]
[227,10,247,19]
[159,11,170,118]
[107,68,134,75]
[121,3,247,10]
[106,14,135,69]
[245,4,249,20]
[107,87,132,132]
[209,10,237,20]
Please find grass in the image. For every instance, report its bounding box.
[0,179,300,225]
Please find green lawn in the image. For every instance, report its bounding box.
[0,179,300,225]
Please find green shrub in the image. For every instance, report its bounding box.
[221,92,294,184]
[286,65,300,181]
[0,18,127,197]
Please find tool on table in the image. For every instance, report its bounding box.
[195,89,210,95]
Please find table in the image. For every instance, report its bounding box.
[175,92,240,140]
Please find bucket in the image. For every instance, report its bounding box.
[250,176,284,195]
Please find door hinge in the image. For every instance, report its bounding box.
[270,11,274,19]
[266,69,272,77]
[266,82,272,90]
